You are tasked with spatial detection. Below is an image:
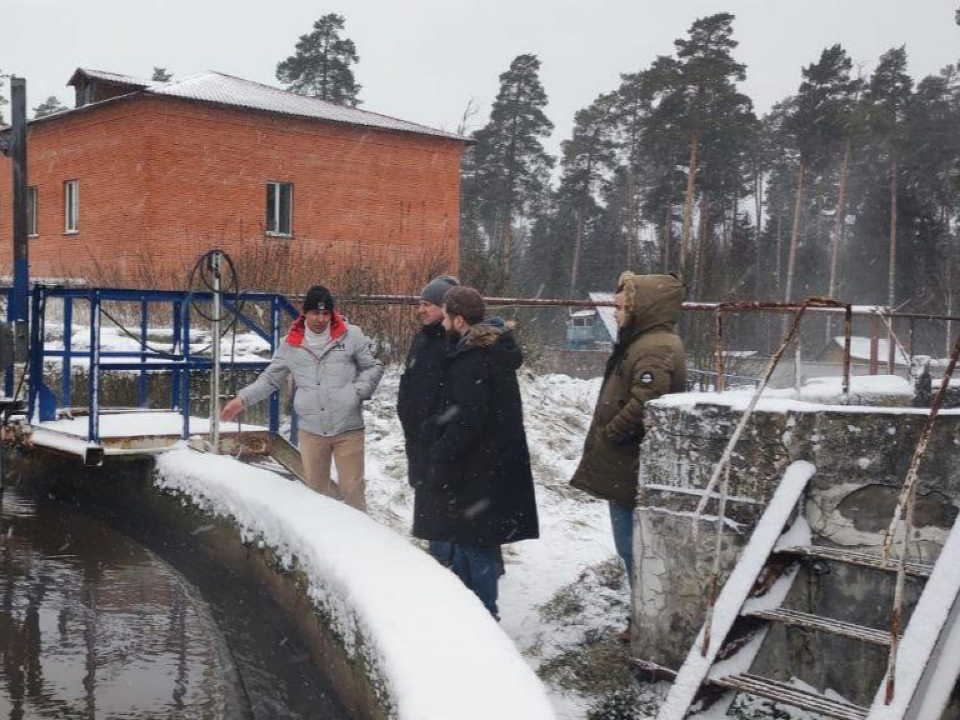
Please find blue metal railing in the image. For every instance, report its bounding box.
[28,285,301,444]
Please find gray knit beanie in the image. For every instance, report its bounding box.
[420,275,460,306]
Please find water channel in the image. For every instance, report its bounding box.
[0,478,349,719]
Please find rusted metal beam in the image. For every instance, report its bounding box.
[843,305,853,400]
[870,316,880,375]
[881,329,960,703]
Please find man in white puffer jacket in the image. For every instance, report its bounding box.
[221,285,383,512]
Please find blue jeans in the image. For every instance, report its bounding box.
[428,540,453,568]
[451,543,500,619]
[609,502,634,589]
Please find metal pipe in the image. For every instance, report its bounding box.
[870,316,880,375]
[714,309,725,392]
[843,306,853,401]
[210,251,222,452]
[881,329,960,703]
[9,77,28,325]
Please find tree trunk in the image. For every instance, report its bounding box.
[888,157,898,312]
[776,211,783,298]
[569,214,585,298]
[754,168,764,296]
[943,203,953,356]
[626,166,637,270]
[501,212,513,282]
[693,194,710,300]
[784,160,806,302]
[661,205,671,273]
[679,129,701,279]
[826,135,852,342]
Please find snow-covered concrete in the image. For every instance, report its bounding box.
[156,447,555,720]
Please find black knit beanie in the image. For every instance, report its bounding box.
[303,285,335,313]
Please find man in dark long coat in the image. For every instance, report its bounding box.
[397,274,460,564]
[415,286,539,618]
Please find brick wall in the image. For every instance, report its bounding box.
[0,95,463,288]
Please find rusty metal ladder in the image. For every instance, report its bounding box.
[656,331,960,720]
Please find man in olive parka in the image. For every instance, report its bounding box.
[570,273,686,597]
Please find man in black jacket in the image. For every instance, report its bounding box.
[415,286,539,618]
[397,274,460,565]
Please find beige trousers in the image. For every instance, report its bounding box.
[298,429,367,513]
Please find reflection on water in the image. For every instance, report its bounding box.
[0,486,233,719]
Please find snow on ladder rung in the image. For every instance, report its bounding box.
[776,545,933,579]
[711,673,868,720]
[744,608,892,646]
[656,461,817,720]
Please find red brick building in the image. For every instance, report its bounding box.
[0,68,467,285]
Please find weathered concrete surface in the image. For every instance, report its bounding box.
[633,394,960,705]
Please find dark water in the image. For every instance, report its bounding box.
[0,484,347,720]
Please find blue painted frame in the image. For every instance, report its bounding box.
[27,286,300,443]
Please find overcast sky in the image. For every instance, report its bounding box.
[3,0,958,159]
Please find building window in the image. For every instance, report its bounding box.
[266,182,293,236]
[27,187,38,237]
[64,180,79,234]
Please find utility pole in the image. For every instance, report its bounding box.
[9,77,28,327]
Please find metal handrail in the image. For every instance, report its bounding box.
[27,285,300,444]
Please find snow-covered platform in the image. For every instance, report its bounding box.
[26,410,270,465]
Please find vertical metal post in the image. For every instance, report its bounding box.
[9,77,29,326]
[27,287,42,421]
[171,301,181,410]
[909,318,916,361]
[139,298,149,407]
[887,314,896,374]
[794,332,803,395]
[842,305,853,402]
[87,292,101,444]
[180,299,191,439]
[269,295,280,434]
[209,251,222,451]
[870,315,880,375]
[714,308,725,393]
[61,297,72,407]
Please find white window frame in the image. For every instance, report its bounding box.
[64,180,79,234]
[266,181,293,237]
[27,186,38,238]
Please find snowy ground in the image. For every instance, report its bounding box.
[361,369,639,719]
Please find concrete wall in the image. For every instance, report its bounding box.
[633,398,960,705]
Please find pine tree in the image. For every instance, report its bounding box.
[673,13,748,280]
[865,47,913,311]
[634,56,687,273]
[905,65,960,344]
[783,44,860,301]
[152,67,173,82]
[557,92,619,296]
[468,54,554,283]
[276,13,361,106]
[33,96,68,118]
[0,71,8,125]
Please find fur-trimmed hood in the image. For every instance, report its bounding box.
[616,273,684,337]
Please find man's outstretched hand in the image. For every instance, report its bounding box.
[221,397,244,422]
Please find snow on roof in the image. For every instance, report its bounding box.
[69,68,150,88]
[831,336,910,366]
[156,447,555,720]
[570,309,596,318]
[588,292,618,340]
[63,67,467,142]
